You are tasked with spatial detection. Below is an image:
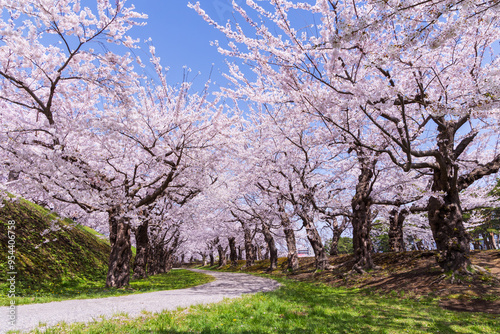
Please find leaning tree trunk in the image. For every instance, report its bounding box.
[106,207,132,288]
[261,221,278,271]
[237,245,243,260]
[228,237,238,267]
[328,216,348,256]
[279,206,299,271]
[388,208,408,252]
[299,213,329,270]
[330,232,341,256]
[133,220,149,279]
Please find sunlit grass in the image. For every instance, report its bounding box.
[29,276,498,334]
[1,269,214,306]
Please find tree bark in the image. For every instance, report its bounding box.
[106,206,132,288]
[327,216,349,256]
[388,208,407,252]
[209,252,214,266]
[491,232,498,250]
[428,193,470,271]
[228,237,238,267]
[299,213,329,270]
[217,244,227,267]
[237,245,243,260]
[351,164,376,273]
[261,220,278,271]
[243,227,255,267]
[330,233,341,256]
[278,202,299,271]
[132,220,149,279]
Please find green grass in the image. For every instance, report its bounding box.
[1,269,214,306]
[0,197,111,299]
[28,276,499,334]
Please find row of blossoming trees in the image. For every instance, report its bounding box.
[1,0,500,288]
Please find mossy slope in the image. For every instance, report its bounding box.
[0,198,110,290]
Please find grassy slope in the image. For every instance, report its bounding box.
[0,197,110,293]
[0,198,213,306]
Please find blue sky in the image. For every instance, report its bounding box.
[128,1,244,92]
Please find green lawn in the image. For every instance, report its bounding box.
[1,269,214,306]
[28,275,499,334]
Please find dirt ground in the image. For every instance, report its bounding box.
[284,250,500,314]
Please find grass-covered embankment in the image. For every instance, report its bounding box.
[0,197,111,304]
[32,275,499,334]
[0,197,214,306]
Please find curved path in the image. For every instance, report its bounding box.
[1,269,280,333]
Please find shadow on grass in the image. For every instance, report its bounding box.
[49,277,498,334]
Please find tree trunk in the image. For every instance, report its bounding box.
[388,208,407,252]
[133,220,149,279]
[209,252,214,266]
[428,193,471,272]
[351,158,376,273]
[427,118,473,273]
[327,216,348,256]
[242,224,255,267]
[491,232,498,250]
[237,245,243,260]
[299,214,329,270]
[261,221,278,271]
[330,233,341,256]
[280,211,299,271]
[106,207,132,288]
[256,244,262,261]
[228,237,238,267]
[217,244,227,267]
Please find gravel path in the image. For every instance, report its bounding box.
[1,269,280,333]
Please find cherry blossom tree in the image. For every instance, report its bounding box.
[0,1,235,287]
[191,0,500,276]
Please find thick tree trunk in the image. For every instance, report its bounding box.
[300,214,329,270]
[278,200,299,271]
[228,237,238,267]
[388,208,407,252]
[281,216,299,271]
[209,252,214,266]
[351,159,376,273]
[217,244,227,267]
[106,207,132,288]
[261,221,278,271]
[133,220,149,279]
[242,225,255,267]
[427,118,474,273]
[428,193,471,272]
